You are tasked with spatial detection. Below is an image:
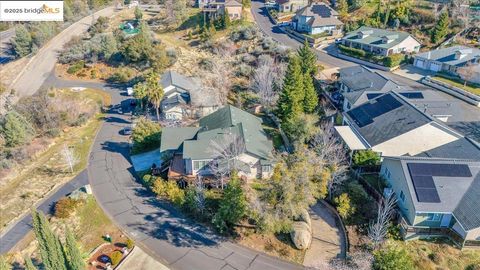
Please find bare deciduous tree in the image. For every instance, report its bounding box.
[61,144,79,173]
[201,58,233,105]
[310,122,348,199]
[194,175,206,215]
[368,193,398,249]
[250,55,286,110]
[208,132,246,189]
[457,62,478,86]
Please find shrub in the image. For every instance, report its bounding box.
[131,117,161,154]
[338,44,366,58]
[54,197,78,218]
[126,239,134,250]
[212,172,246,233]
[152,179,185,206]
[428,252,442,264]
[383,54,405,67]
[230,25,258,41]
[67,61,85,74]
[352,149,380,167]
[237,63,252,77]
[334,193,355,219]
[373,245,414,270]
[110,250,123,266]
[141,174,155,187]
[108,67,136,83]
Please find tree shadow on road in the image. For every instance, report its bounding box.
[100,141,131,161]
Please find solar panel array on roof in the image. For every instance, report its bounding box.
[407,163,472,203]
[311,5,332,18]
[400,92,424,99]
[366,93,382,100]
[346,93,402,127]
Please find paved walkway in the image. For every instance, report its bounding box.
[303,202,346,267]
[118,246,170,270]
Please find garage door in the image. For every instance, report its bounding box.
[430,62,442,72]
[414,59,425,69]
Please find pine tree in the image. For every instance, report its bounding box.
[12,25,32,57]
[64,227,85,270]
[337,0,348,19]
[24,256,36,270]
[212,172,246,233]
[431,11,449,43]
[32,210,67,270]
[209,18,217,35]
[297,39,317,76]
[224,9,231,29]
[276,55,304,122]
[303,73,318,113]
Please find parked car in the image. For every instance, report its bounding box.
[122,127,132,135]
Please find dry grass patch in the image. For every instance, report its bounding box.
[0,88,110,232]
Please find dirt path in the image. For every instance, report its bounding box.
[303,202,346,267]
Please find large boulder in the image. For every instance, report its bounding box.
[290,221,312,250]
[297,209,312,229]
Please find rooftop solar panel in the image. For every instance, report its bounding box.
[408,163,472,177]
[366,93,382,100]
[415,187,441,203]
[347,93,403,128]
[411,175,435,189]
[400,92,424,99]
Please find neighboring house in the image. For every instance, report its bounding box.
[202,0,243,20]
[337,65,401,110]
[293,2,343,35]
[341,26,421,56]
[160,105,274,181]
[160,70,220,120]
[335,91,480,159]
[380,157,480,247]
[413,46,480,83]
[276,0,308,13]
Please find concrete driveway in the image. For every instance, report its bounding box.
[303,203,346,267]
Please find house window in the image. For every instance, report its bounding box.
[384,168,391,179]
[427,213,442,221]
[400,191,405,202]
[262,165,271,173]
[193,160,208,171]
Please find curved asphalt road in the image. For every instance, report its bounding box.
[39,74,302,270]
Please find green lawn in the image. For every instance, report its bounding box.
[433,75,480,95]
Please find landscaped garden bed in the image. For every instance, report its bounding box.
[338,44,407,68]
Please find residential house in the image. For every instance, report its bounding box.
[293,2,343,35]
[337,65,401,110]
[202,0,243,20]
[413,46,480,83]
[160,70,220,120]
[160,105,274,181]
[335,91,480,159]
[341,26,421,56]
[276,0,308,13]
[380,157,480,247]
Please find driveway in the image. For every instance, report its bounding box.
[9,7,117,98]
[43,76,301,270]
[303,202,346,268]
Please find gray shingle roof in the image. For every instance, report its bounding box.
[415,45,480,67]
[296,3,343,27]
[344,92,432,146]
[393,157,480,231]
[160,70,197,92]
[343,26,416,49]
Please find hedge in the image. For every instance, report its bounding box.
[338,44,366,58]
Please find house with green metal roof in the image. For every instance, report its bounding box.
[340,26,421,56]
[160,105,274,180]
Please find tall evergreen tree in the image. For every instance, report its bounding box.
[12,25,32,57]
[297,39,318,76]
[303,73,318,113]
[32,210,67,270]
[64,227,85,270]
[24,256,36,270]
[431,11,449,43]
[224,9,231,29]
[212,172,246,233]
[276,55,304,122]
